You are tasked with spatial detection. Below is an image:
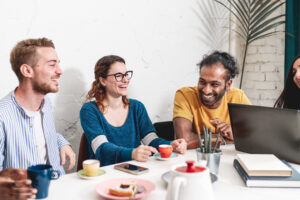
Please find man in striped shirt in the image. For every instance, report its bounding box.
[0,38,76,175]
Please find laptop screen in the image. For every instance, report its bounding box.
[228,103,300,164]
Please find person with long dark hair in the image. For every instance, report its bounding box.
[274,55,300,109]
[80,55,187,166]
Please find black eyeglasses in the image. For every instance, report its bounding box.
[104,70,133,82]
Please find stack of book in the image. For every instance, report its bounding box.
[233,154,300,188]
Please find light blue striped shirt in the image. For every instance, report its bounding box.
[0,90,69,174]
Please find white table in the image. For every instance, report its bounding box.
[48,145,300,200]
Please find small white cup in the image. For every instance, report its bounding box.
[82,159,100,177]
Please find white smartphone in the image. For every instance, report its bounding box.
[114,163,149,175]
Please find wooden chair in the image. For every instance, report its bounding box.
[76,133,90,171]
[153,121,175,141]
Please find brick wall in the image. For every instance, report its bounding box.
[233,6,285,107]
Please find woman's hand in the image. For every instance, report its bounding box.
[132,145,158,162]
[171,139,187,154]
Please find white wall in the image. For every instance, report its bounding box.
[0,0,286,172]
[0,0,213,171]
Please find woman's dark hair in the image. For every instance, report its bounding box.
[85,55,129,112]
[274,55,300,109]
[198,51,239,81]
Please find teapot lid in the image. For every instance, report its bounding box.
[175,160,206,173]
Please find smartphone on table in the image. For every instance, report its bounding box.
[114,163,149,175]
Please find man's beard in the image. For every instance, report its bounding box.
[199,85,226,107]
[33,80,58,95]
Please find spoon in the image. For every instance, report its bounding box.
[129,185,144,200]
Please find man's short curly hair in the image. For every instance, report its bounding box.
[10,38,55,81]
[197,51,239,81]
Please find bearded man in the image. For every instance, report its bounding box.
[0,38,75,174]
[173,51,251,149]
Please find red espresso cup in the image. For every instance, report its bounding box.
[159,144,173,158]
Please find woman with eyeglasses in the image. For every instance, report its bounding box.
[80,55,187,166]
[274,55,300,110]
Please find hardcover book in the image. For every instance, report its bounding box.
[233,159,300,188]
[236,154,292,176]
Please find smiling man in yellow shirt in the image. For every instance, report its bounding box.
[173,51,251,149]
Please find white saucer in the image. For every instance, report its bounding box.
[153,153,178,161]
[77,169,105,180]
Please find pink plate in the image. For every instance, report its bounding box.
[96,178,155,200]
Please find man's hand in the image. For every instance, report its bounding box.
[60,145,76,172]
[171,139,187,154]
[132,145,158,162]
[173,117,200,149]
[210,118,234,142]
[0,169,27,181]
[0,169,37,200]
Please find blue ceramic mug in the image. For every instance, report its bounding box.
[27,164,60,199]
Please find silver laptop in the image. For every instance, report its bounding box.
[228,103,300,164]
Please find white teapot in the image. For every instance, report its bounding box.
[166,160,214,200]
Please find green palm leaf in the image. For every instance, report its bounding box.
[214,0,249,36]
[250,0,262,13]
[249,30,283,43]
[250,2,285,29]
[231,0,249,26]
[213,0,285,89]
[249,15,286,40]
[249,21,286,43]
[251,0,272,20]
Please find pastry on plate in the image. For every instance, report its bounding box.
[109,182,138,197]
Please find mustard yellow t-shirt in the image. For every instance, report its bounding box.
[173,87,251,134]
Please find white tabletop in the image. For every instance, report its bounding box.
[48,145,300,200]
